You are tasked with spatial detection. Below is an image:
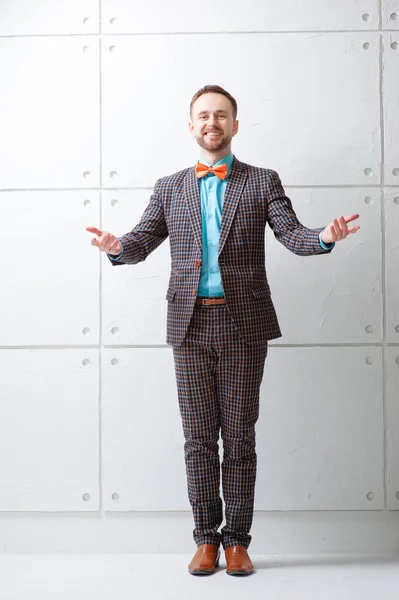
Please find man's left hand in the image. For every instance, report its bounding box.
[321,214,360,244]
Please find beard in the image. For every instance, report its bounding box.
[195,131,232,153]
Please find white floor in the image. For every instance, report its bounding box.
[1,554,399,600]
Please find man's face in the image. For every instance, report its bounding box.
[188,92,239,154]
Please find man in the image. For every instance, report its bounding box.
[87,85,360,576]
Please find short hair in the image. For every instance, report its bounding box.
[190,85,238,120]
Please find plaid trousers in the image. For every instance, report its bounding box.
[172,303,268,550]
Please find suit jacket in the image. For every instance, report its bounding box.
[108,155,332,347]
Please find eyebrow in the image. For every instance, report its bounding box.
[197,110,228,116]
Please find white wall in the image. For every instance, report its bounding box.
[0,0,399,553]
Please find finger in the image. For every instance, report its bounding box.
[333,219,343,240]
[99,233,112,252]
[326,223,337,243]
[109,239,119,253]
[86,226,102,236]
[101,233,117,254]
[105,235,118,254]
[339,216,348,238]
[91,237,99,247]
[348,226,360,234]
[106,239,117,253]
[343,214,360,224]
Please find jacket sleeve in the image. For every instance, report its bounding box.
[266,169,334,256]
[107,180,168,266]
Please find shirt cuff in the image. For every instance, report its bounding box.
[319,231,335,251]
[107,242,124,261]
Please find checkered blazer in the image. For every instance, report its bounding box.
[108,156,332,346]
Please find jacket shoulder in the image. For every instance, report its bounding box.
[235,159,280,181]
[154,166,192,192]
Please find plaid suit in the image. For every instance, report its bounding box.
[108,156,332,549]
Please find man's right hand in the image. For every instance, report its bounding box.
[86,226,122,255]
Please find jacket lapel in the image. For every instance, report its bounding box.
[218,156,247,256]
[183,166,202,252]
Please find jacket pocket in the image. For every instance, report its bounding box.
[166,287,177,302]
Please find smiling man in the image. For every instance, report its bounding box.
[87,84,359,577]
[190,93,239,162]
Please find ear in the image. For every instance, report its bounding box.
[188,121,195,136]
[232,119,239,137]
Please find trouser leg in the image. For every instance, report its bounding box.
[172,307,222,547]
[215,307,268,550]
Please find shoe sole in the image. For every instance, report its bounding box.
[226,568,254,576]
[189,569,216,575]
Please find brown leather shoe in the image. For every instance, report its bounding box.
[188,543,221,575]
[225,545,254,575]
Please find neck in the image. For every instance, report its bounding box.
[199,147,232,166]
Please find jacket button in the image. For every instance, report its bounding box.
[195,259,201,267]
[192,289,197,296]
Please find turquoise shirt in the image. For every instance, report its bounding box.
[197,152,234,297]
[108,154,334,291]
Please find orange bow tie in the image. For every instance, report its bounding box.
[195,162,228,180]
